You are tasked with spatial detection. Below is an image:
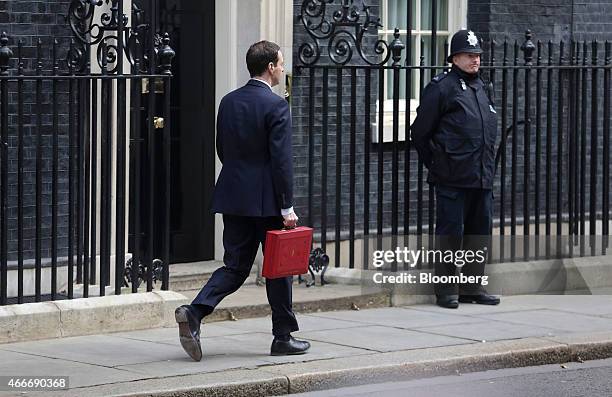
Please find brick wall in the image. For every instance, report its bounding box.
[571,1,612,42]
[469,0,572,43]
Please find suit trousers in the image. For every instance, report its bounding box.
[192,214,299,336]
[434,185,493,296]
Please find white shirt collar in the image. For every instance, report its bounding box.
[251,77,272,90]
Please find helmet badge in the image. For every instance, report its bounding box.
[467,31,478,47]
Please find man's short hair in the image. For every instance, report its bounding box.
[246,40,281,78]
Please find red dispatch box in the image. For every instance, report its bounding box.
[263,226,313,279]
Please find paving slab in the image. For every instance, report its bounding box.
[489,294,612,316]
[470,309,612,333]
[297,325,473,352]
[308,306,482,329]
[0,334,185,367]
[111,323,251,343]
[529,296,612,317]
[216,313,366,334]
[0,349,143,389]
[114,334,272,377]
[414,320,559,342]
[403,299,548,316]
[405,295,612,319]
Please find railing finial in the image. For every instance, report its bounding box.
[389,28,405,66]
[521,29,536,66]
[0,32,13,76]
[158,32,175,75]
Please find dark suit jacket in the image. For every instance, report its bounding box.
[210,79,293,217]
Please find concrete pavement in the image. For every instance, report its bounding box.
[1,295,612,396]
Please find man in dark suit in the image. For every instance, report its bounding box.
[174,41,310,361]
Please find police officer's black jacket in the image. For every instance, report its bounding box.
[411,65,498,189]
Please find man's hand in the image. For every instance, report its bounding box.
[283,211,299,229]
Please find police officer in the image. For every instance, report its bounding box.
[411,29,500,309]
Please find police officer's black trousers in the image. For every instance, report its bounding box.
[191,215,299,336]
[434,185,492,296]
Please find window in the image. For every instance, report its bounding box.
[372,0,467,142]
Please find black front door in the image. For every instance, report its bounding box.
[133,0,216,263]
[163,0,216,263]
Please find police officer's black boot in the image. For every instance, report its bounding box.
[436,294,459,309]
[434,234,461,309]
[434,261,459,309]
[458,292,500,305]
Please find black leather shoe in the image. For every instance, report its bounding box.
[175,305,202,361]
[436,295,459,309]
[270,336,311,356]
[459,293,500,305]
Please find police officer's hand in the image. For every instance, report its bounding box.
[283,211,299,229]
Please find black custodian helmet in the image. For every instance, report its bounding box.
[447,29,483,63]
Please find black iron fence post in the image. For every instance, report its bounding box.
[568,40,576,257]
[521,30,535,261]
[68,39,76,299]
[335,67,342,268]
[534,39,542,260]
[604,41,611,253]
[349,67,356,269]
[511,40,518,261]
[35,39,43,301]
[146,0,156,292]
[500,40,508,262]
[0,32,11,306]
[390,29,404,272]
[580,41,587,256]
[545,40,553,258]
[130,54,142,294]
[590,41,599,256]
[416,41,425,264]
[557,41,565,257]
[115,0,127,295]
[159,32,175,291]
[363,68,371,270]
[100,40,109,296]
[404,2,414,260]
[52,40,59,299]
[17,40,24,302]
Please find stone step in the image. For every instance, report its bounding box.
[179,283,391,323]
[168,260,260,292]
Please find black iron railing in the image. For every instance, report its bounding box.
[294,0,612,270]
[0,0,175,305]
